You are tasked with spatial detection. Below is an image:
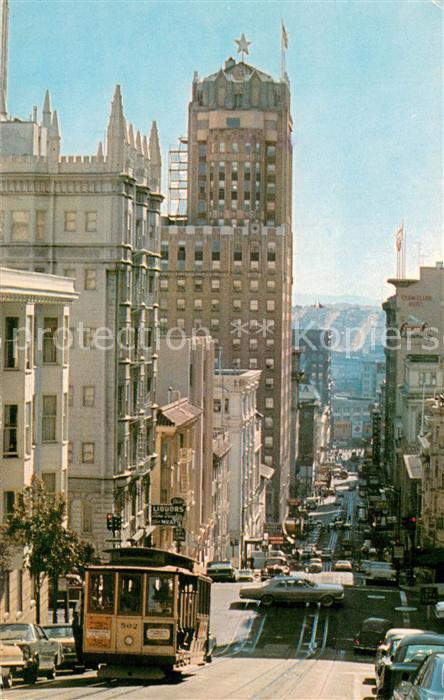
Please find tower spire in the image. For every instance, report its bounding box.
[42,89,52,128]
[149,120,161,191]
[106,84,127,170]
[0,0,9,119]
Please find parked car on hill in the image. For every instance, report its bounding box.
[393,651,444,699]
[378,633,444,699]
[41,623,80,670]
[0,623,61,684]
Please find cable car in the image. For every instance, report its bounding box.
[76,548,212,680]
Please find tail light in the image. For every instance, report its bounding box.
[354,639,360,646]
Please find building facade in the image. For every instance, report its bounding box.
[161,51,293,521]
[0,86,162,552]
[156,335,217,560]
[383,263,444,485]
[0,266,77,622]
[213,369,269,565]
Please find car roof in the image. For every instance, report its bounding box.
[397,633,444,647]
[362,617,393,628]
[42,623,72,627]
[385,628,425,638]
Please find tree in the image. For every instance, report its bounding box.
[3,477,97,623]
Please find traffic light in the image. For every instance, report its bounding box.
[106,513,114,531]
[113,515,122,530]
[401,515,417,530]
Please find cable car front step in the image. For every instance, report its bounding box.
[97,664,166,681]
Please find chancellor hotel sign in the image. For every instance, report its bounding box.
[400,293,432,308]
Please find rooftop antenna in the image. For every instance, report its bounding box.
[395,222,406,278]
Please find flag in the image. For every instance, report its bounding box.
[282,21,288,50]
[395,224,403,252]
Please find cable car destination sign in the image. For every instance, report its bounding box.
[151,498,186,526]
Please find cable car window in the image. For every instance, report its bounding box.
[88,573,115,613]
[146,575,174,616]
[118,573,142,615]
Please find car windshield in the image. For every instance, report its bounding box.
[42,626,73,638]
[0,624,33,641]
[401,644,444,662]
[364,620,390,631]
[208,562,231,568]
[266,559,286,566]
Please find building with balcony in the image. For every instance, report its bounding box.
[383,262,444,485]
[0,266,77,622]
[156,334,217,561]
[213,369,270,565]
[0,84,162,552]
[154,398,202,557]
[419,396,444,551]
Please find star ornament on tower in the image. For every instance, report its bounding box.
[235,34,251,61]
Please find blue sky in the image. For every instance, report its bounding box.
[8,0,443,303]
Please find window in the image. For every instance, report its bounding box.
[233,299,241,310]
[68,442,73,465]
[250,300,259,311]
[267,245,276,262]
[176,298,185,310]
[212,240,220,261]
[64,211,77,232]
[177,245,186,262]
[83,386,95,407]
[11,211,30,240]
[249,358,258,369]
[232,337,240,347]
[265,417,273,429]
[146,575,174,616]
[265,436,273,448]
[265,398,274,409]
[85,211,97,232]
[194,299,202,310]
[250,338,258,350]
[233,280,242,291]
[219,142,225,153]
[82,442,95,463]
[194,278,203,291]
[267,300,275,312]
[265,358,274,369]
[42,395,57,442]
[250,279,259,291]
[4,317,19,368]
[25,401,32,455]
[84,269,97,290]
[214,399,221,413]
[211,279,220,291]
[266,338,274,348]
[195,244,203,263]
[35,210,46,240]
[176,277,185,289]
[88,572,115,613]
[267,280,276,291]
[42,317,58,363]
[233,246,242,263]
[0,210,4,239]
[119,573,142,615]
[3,405,18,456]
[81,327,95,349]
[3,492,15,522]
[42,472,56,494]
[160,277,168,290]
[82,502,93,533]
[211,299,220,311]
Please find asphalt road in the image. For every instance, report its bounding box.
[7,471,442,698]
[7,582,443,699]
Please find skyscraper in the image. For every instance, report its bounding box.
[161,42,293,521]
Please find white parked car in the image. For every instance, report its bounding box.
[435,601,444,619]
